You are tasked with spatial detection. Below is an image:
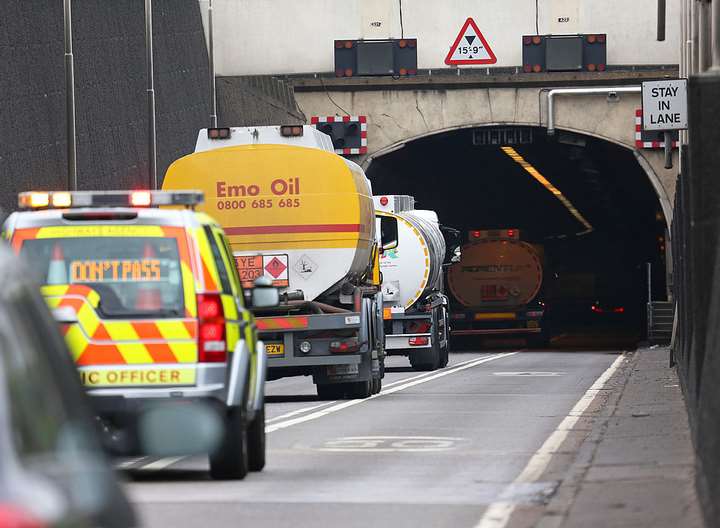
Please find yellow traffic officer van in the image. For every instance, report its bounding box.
[3,190,277,480]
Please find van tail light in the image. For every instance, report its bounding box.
[329,337,360,353]
[197,293,227,362]
[0,504,46,528]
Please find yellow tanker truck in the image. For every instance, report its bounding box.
[162,126,389,399]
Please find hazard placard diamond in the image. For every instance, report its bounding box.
[265,257,287,279]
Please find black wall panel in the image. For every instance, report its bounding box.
[0,0,210,213]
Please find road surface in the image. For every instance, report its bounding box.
[122,349,621,528]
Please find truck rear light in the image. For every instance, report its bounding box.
[280,125,303,137]
[407,321,431,334]
[409,337,429,346]
[526,310,544,318]
[207,127,231,140]
[197,293,227,362]
[329,337,360,353]
[613,307,625,313]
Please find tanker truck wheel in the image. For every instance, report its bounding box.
[409,345,441,371]
[439,340,450,368]
[348,380,373,399]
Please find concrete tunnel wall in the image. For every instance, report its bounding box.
[294,87,676,225]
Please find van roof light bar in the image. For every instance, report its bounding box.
[18,190,204,210]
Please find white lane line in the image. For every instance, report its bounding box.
[474,353,626,528]
[266,352,517,433]
[266,401,339,424]
[116,457,148,469]
[266,356,491,425]
[133,353,502,471]
[382,355,492,389]
[140,456,186,471]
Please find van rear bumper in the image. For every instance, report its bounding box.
[83,363,227,401]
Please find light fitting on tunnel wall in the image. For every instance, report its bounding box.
[500,146,593,235]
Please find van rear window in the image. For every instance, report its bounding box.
[20,237,185,318]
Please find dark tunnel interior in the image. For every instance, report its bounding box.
[367,126,668,348]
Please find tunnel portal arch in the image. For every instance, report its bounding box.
[363,123,672,230]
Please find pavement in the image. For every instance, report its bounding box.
[121,346,706,528]
[530,345,705,528]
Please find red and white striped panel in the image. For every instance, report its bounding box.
[635,109,679,149]
[310,115,368,155]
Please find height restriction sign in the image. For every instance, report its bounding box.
[445,18,497,65]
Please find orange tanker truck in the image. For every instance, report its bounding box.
[447,229,547,345]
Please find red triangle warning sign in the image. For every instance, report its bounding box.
[445,18,497,65]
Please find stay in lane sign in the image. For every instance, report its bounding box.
[641,79,688,131]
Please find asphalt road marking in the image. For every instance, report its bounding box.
[116,457,149,469]
[131,353,512,471]
[266,401,338,424]
[313,435,465,452]
[493,371,566,377]
[140,456,186,471]
[474,353,626,528]
[266,352,517,433]
[264,356,490,426]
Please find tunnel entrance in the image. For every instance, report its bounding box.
[366,126,668,349]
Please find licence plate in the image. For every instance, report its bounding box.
[327,364,359,376]
[527,320,539,328]
[265,343,285,356]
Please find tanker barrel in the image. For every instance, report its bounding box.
[381,210,446,309]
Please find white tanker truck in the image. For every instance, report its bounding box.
[374,195,453,371]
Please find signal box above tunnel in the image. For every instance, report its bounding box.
[522,34,607,73]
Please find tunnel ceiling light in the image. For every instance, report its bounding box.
[500,146,593,235]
